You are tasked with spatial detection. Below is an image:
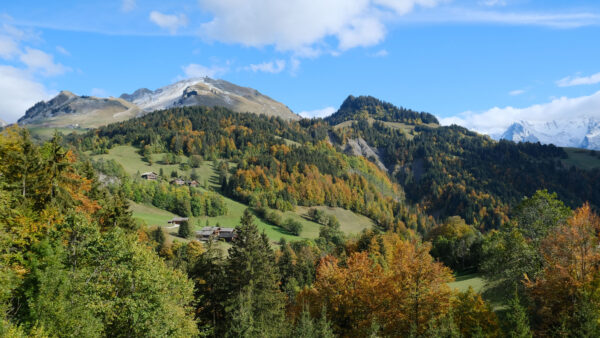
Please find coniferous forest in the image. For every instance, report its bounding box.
[2,96,600,337]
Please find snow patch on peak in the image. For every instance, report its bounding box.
[497,117,600,150]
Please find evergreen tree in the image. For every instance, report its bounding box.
[227,287,258,338]
[178,220,192,239]
[226,209,286,336]
[153,227,166,249]
[571,293,600,338]
[503,291,532,338]
[294,307,316,337]
[316,306,336,338]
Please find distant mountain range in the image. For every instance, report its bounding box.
[17,77,298,128]
[494,117,600,150]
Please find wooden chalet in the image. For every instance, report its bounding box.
[171,178,185,186]
[196,227,236,242]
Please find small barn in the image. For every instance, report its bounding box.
[167,217,189,226]
[188,180,199,187]
[141,172,158,180]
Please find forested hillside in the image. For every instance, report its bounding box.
[3,95,600,336]
[70,96,600,232]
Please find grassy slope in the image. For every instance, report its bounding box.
[563,147,600,170]
[448,273,485,293]
[94,145,373,244]
[27,126,88,141]
[333,118,438,140]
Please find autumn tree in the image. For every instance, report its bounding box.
[525,203,600,335]
[297,234,454,336]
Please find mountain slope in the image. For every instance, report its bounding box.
[18,91,141,128]
[120,77,298,120]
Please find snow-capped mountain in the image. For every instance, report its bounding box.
[497,117,600,150]
[18,77,298,128]
[0,118,6,127]
[119,77,298,120]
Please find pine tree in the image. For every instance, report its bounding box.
[294,307,316,337]
[153,227,166,249]
[178,220,192,239]
[504,291,532,338]
[316,306,335,338]
[227,287,258,338]
[226,209,285,335]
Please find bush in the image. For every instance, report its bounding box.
[308,208,327,225]
[265,210,283,227]
[189,155,203,168]
[284,218,303,236]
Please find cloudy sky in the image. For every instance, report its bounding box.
[1,0,599,133]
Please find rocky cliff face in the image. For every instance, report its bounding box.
[18,91,141,128]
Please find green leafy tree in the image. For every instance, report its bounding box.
[481,190,572,298]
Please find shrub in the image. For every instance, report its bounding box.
[284,218,303,236]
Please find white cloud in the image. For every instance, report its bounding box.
[479,0,506,7]
[0,34,19,59]
[56,45,70,56]
[19,47,70,76]
[371,49,389,57]
[298,106,336,119]
[182,63,228,78]
[556,72,600,87]
[0,65,53,123]
[246,60,286,73]
[90,88,108,97]
[197,0,445,54]
[121,0,136,12]
[440,90,600,135]
[149,11,188,34]
[509,89,525,96]
[408,9,600,28]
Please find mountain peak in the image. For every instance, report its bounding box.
[326,95,439,126]
[497,117,600,150]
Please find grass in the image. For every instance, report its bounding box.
[449,273,486,293]
[333,118,438,140]
[27,126,88,141]
[562,147,600,170]
[294,206,374,235]
[130,200,177,227]
[89,145,222,188]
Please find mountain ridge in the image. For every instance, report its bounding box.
[496,117,600,150]
[17,77,298,128]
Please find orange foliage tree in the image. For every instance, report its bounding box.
[295,234,454,337]
[525,203,600,334]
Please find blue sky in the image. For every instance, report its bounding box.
[1,0,600,133]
